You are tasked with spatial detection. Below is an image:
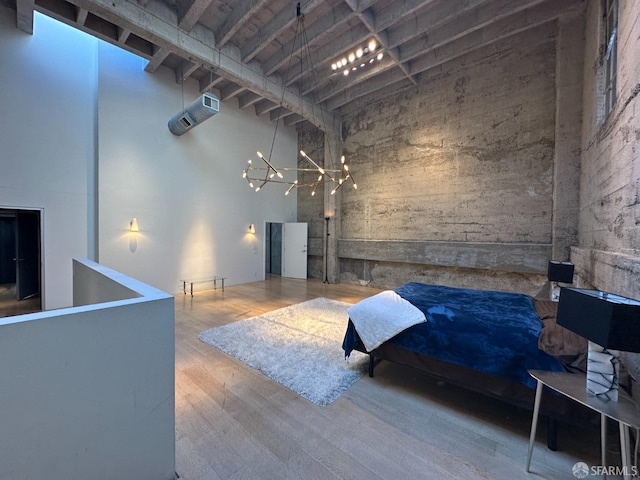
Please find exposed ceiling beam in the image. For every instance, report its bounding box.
[238,91,262,109]
[284,113,304,127]
[216,0,269,48]
[239,0,325,64]
[144,46,170,72]
[76,7,88,26]
[325,68,408,112]
[16,0,34,33]
[408,1,571,75]
[254,99,279,116]
[176,60,200,83]
[220,83,244,101]
[384,0,490,50]
[315,0,492,98]
[117,26,131,43]
[286,22,372,89]
[329,0,581,112]
[263,2,355,77]
[391,0,549,55]
[320,0,560,106]
[199,71,223,92]
[342,0,416,85]
[373,0,439,31]
[64,0,338,132]
[315,56,398,103]
[177,0,214,32]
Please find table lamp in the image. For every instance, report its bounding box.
[547,260,574,301]
[556,287,640,401]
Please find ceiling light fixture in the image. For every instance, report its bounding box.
[242,3,358,196]
[329,39,382,77]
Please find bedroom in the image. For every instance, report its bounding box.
[0,0,639,478]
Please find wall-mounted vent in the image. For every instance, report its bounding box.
[168,93,220,136]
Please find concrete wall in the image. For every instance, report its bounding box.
[297,123,325,279]
[328,23,563,295]
[0,258,175,480]
[573,0,640,380]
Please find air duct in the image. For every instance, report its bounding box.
[168,93,220,136]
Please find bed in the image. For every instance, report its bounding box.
[342,282,589,449]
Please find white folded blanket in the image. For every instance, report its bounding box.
[347,290,426,352]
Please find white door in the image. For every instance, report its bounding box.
[282,222,308,279]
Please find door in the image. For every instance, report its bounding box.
[15,210,41,300]
[0,216,16,284]
[281,222,307,279]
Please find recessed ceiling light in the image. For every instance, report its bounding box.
[348,52,356,63]
[343,70,349,76]
[377,52,383,60]
[356,48,363,58]
[368,39,377,51]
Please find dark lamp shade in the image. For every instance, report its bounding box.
[556,288,640,352]
[547,261,574,283]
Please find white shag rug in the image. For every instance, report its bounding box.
[198,297,369,406]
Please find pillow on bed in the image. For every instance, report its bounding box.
[536,300,587,357]
[347,290,426,352]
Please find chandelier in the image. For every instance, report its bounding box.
[242,151,357,196]
[241,3,358,196]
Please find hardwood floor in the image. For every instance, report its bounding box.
[175,276,604,480]
[0,283,41,318]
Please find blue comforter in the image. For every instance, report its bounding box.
[343,282,565,389]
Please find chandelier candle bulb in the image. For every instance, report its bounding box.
[300,150,325,175]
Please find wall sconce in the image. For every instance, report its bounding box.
[129,218,139,232]
[248,224,256,234]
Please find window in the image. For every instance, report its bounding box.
[602,0,618,118]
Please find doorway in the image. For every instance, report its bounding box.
[0,208,42,317]
[265,222,282,275]
[265,222,307,279]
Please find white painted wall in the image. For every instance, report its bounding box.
[0,258,175,480]
[96,41,298,293]
[0,9,97,309]
[0,8,298,306]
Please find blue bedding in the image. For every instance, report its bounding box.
[343,282,565,389]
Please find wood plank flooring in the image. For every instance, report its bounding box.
[0,283,41,318]
[175,276,605,480]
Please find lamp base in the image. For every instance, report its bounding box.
[586,341,620,401]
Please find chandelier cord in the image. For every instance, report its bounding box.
[266,4,303,167]
[242,2,357,195]
[299,13,334,168]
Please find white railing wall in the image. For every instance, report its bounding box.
[0,258,175,480]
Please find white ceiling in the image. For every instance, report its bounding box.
[9,0,584,131]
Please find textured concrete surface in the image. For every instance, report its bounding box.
[573,0,640,382]
[298,3,639,310]
[333,25,559,290]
